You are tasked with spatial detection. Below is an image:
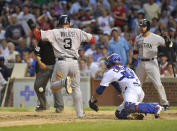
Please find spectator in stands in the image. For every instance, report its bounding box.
[18,5,36,35]
[158,54,168,77]
[85,54,99,78]
[37,14,53,30]
[0,56,11,81]
[79,59,90,77]
[15,53,22,63]
[5,42,19,69]
[78,48,86,61]
[159,9,169,24]
[22,51,33,76]
[14,5,23,24]
[79,8,95,30]
[69,0,82,15]
[93,60,106,79]
[92,44,103,62]
[85,43,95,56]
[164,63,177,77]
[93,0,109,18]
[0,39,9,57]
[102,33,110,49]
[5,14,26,46]
[150,18,159,33]
[0,9,11,29]
[143,0,161,23]
[107,27,130,65]
[0,24,5,40]
[15,37,30,57]
[112,0,126,29]
[132,9,145,36]
[96,8,114,34]
[70,13,80,28]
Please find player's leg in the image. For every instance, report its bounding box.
[50,61,68,91]
[123,87,163,118]
[49,65,64,113]
[69,60,84,118]
[146,61,169,106]
[115,101,129,119]
[34,68,50,111]
[135,62,147,86]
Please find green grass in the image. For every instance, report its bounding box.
[0,106,176,112]
[1,120,177,131]
[0,107,177,131]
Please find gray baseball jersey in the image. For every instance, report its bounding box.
[41,28,92,58]
[40,27,93,117]
[134,32,165,59]
[134,32,169,106]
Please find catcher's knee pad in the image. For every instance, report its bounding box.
[115,109,129,119]
[124,102,137,113]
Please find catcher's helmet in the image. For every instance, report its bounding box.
[139,19,150,31]
[58,15,70,25]
[104,53,121,68]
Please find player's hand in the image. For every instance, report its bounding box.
[89,96,99,112]
[161,34,173,48]
[27,19,36,30]
[34,46,40,56]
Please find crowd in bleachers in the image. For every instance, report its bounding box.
[0,0,176,83]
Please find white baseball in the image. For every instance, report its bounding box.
[39,87,44,92]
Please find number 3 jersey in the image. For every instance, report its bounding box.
[41,28,93,58]
[100,65,141,93]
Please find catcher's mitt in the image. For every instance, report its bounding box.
[89,96,98,112]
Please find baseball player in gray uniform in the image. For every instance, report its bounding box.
[27,15,95,118]
[133,19,172,110]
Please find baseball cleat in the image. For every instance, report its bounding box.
[162,105,170,111]
[55,108,64,113]
[65,76,72,94]
[154,105,164,118]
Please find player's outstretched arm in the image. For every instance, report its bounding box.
[89,85,107,112]
[27,19,42,41]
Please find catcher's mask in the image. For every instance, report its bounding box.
[104,53,121,69]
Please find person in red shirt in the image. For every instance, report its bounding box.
[158,54,168,77]
[112,0,126,28]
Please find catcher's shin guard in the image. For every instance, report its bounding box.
[125,102,159,114]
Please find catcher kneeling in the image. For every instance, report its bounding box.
[89,53,164,119]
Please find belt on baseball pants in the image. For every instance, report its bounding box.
[57,57,78,61]
[140,58,155,61]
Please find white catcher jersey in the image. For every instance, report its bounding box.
[41,28,92,58]
[100,65,141,93]
[134,32,165,58]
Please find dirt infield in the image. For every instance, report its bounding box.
[0,109,177,127]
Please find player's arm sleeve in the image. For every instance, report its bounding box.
[80,30,95,44]
[111,82,121,94]
[96,71,114,95]
[158,35,166,46]
[41,30,54,42]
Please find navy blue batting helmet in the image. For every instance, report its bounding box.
[139,19,150,31]
[58,15,70,25]
[105,53,121,68]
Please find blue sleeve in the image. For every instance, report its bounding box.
[96,85,107,95]
[107,42,112,54]
[111,82,121,94]
[123,39,130,51]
